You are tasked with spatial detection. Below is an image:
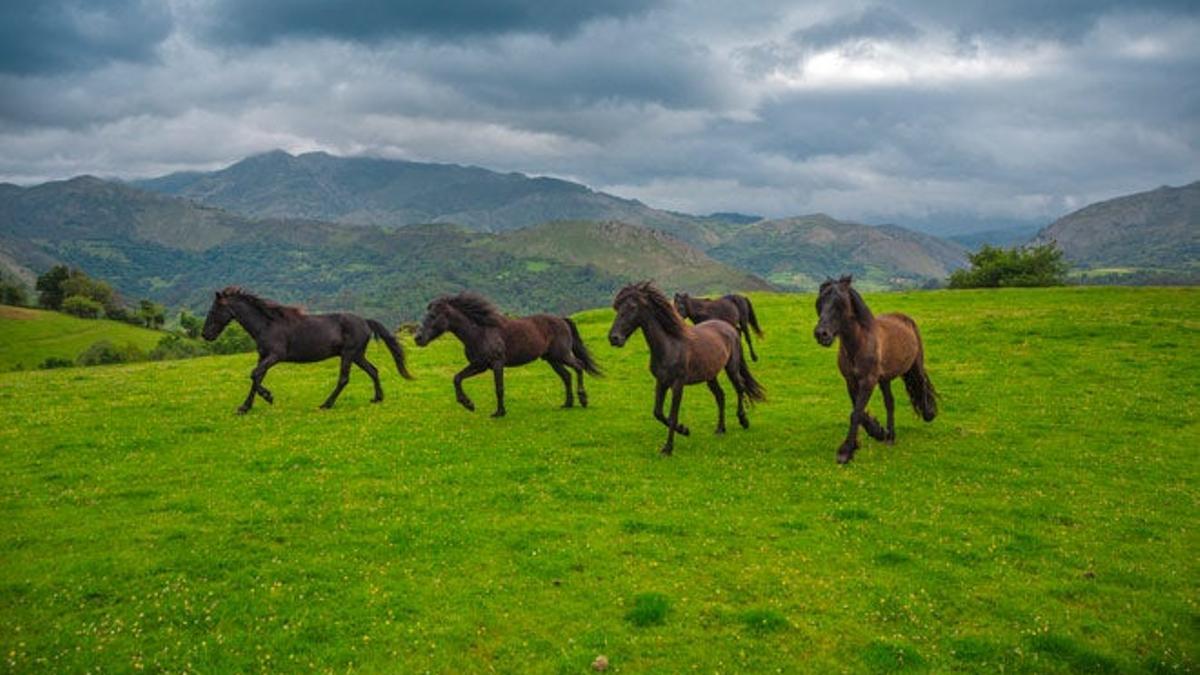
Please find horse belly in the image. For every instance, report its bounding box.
[876,315,919,377]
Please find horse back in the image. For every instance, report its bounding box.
[282,312,368,362]
[875,313,921,378]
[685,320,737,382]
[501,315,560,365]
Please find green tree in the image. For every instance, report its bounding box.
[948,243,1068,289]
[36,265,71,309]
[61,295,103,319]
[137,299,166,329]
[61,271,119,316]
[0,280,28,306]
[179,310,203,339]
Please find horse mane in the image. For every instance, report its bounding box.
[441,292,503,327]
[615,281,686,337]
[220,286,305,321]
[841,277,874,328]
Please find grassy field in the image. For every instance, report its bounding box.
[0,287,1196,672]
[0,305,166,371]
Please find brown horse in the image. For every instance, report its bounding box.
[609,282,765,455]
[673,292,763,361]
[413,292,601,417]
[813,276,937,464]
[202,286,412,414]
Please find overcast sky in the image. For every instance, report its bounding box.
[1,0,1198,232]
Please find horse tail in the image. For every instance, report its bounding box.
[564,318,602,376]
[900,319,937,422]
[742,295,763,337]
[736,342,766,403]
[367,319,414,380]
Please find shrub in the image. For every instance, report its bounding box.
[38,356,75,370]
[35,265,71,309]
[1,281,28,306]
[149,333,209,361]
[948,243,1068,289]
[77,340,145,367]
[179,310,202,339]
[61,295,103,319]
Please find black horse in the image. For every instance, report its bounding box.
[609,282,765,455]
[202,286,412,413]
[673,292,763,361]
[413,292,600,417]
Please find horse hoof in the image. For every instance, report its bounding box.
[371,397,383,404]
[319,403,333,410]
[491,410,506,418]
[236,407,249,415]
[660,445,674,456]
[738,416,749,429]
[579,396,588,408]
[459,400,475,412]
[261,393,273,404]
[676,425,690,436]
[837,448,855,464]
[715,427,726,435]
[561,402,574,409]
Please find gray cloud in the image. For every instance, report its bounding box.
[0,0,171,74]
[1,0,1197,234]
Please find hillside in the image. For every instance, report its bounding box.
[0,179,768,322]
[707,214,969,290]
[1031,181,1200,270]
[1,288,1195,671]
[482,220,772,294]
[134,150,732,247]
[0,305,166,370]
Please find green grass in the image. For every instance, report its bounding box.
[0,287,1196,672]
[0,305,166,371]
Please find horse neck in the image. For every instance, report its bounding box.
[639,310,683,367]
[228,297,273,342]
[838,317,869,360]
[445,307,487,343]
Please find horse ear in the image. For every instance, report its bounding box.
[838,275,853,286]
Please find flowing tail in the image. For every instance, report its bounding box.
[367,319,414,380]
[741,295,763,337]
[900,320,937,421]
[737,344,766,403]
[564,318,602,376]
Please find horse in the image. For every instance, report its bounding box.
[412,292,601,417]
[201,286,412,414]
[813,275,937,464]
[673,292,764,361]
[608,282,765,455]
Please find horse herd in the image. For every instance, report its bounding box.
[201,276,937,464]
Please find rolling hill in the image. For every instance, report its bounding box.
[0,178,769,323]
[0,304,166,370]
[707,214,969,290]
[1030,180,1200,273]
[133,150,733,247]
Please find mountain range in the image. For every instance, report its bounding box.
[4,150,1191,321]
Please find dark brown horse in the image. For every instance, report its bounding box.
[202,286,412,414]
[413,292,601,417]
[609,282,765,455]
[813,276,937,464]
[673,292,763,361]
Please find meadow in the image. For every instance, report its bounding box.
[0,287,1196,672]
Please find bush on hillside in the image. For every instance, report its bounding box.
[149,333,209,361]
[61,295,103,319]
[36,265,71,309]
[38,356,75,370]
[948,243,1068,289]
[207,322,256,354]
[179,310,202,339]
[77,340,145,366]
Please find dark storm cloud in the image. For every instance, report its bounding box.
[0,0,172,75]
[195,0,659,45]
[0,0,1197,230]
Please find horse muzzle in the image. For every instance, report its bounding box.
[608,332,626,348]
[413,332,429,347]
[814,328,834,347]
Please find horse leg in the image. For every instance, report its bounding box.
[742,326,758,362]
[846,380,885,441]
[563,354,588,408]
[880,379,896,443]
[838,378,878,464]
[256,383,273,404]
[355,354,383,403]
[320,353,354,409]
[239,354,279,414]
[652,381,688,434]
[490,363,506,417]
[707,379,726,434]
[454,363,488,412]
[661,382,685,455]
[548,360,574,408]
[724,357,750,429]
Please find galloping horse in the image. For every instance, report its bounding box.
[673,292,763,361]
[413,292,601,417]
[609,282,765,455]
[202,286,412,413]
[813,276,937,464]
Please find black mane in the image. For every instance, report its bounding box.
[442,292,503,327]
[615,281,686,337]
[220,286,305,320]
